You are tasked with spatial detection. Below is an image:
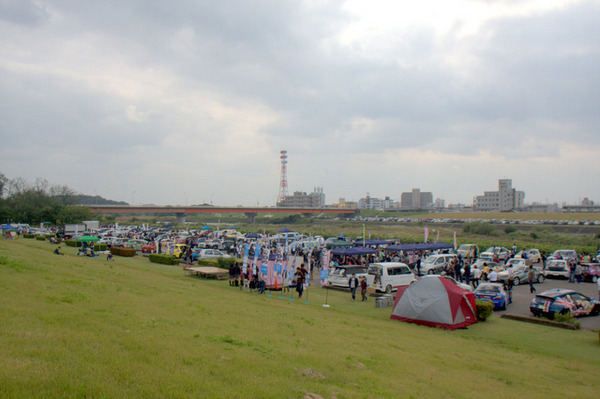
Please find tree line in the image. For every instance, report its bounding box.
[0,172,99,225]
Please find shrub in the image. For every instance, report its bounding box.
[197,258,219,266]
[475,299,494,321]
[23,234,35,239]
[64,239,77,247]
[463,222,498,236]
[110,247,136,257]
[35,236,46,241]
[149,254,180,265]
[504,226,516,234]
[216,257,237,269]
[554,311,577,326]
[44,234,56,239]
[94,243,108,251]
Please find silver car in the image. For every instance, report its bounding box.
[497,265,545,285]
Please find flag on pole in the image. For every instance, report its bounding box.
[424,227,429,243]
[453,232,457,250]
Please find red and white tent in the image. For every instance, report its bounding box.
[390,276,477,330]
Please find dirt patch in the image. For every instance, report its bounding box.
[301,368,326,380]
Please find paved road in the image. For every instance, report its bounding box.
[492,277,600,330]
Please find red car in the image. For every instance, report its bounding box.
[141,244,156,253]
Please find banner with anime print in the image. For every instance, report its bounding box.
[320,249,331,286]
[252,244,261,277]
[242,244,250,275]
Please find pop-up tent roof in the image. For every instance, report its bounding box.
[354,239,391,246]
[390,276,477,330]
[386,242,453,252]
[330,246,376,256]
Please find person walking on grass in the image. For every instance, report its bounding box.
[360,276,368,301]
[295,266,306,298]
[348,273,359,302]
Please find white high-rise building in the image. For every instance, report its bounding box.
[473,179,525,211]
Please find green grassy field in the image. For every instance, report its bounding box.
[1,238,599,398]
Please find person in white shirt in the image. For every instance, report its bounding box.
[472,266,482,288]
[488,269,498,282]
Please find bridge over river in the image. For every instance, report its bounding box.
[87,205,357,224]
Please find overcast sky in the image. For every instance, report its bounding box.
[1,0,599,207]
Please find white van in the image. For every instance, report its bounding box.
[327,265,368,288]
[366,262,416,294]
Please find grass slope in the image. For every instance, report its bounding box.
[1,239,599,398]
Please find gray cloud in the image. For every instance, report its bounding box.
[0,0,598,205]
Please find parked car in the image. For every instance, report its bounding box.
[141,243,156,253]
[474,283,510,310]
[497,264,545,286]
[366,262,416,294]
[126,239,149,251]
[581,263,600,283]
[544,259,570,279]
[480,246,511,262]
[327,265,368,288]
[513,249,542,265]
[530,288,600,319]
[196,249,231,260]
[204,239,223,249]
[547,249,578,263]
[420,254,457,275]
[504,258,527,268]
[456,244,479,259]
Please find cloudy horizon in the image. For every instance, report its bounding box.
[1,0,599,207]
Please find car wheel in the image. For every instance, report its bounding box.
[385,284,392,294]
[427,269,434,275]
[537,274,545,283]
[513,277,520,286]
[593,275,598,283]
[500,301,506,311]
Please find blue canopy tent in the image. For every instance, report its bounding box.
[326,240,353,249]
[278,228,294,233]
[330,246,376,256]
[245,233,261,239]
[354,239,392,247]
[385,242,454,252]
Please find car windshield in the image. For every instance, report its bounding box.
[457,245,472,251]
[476,284,500,293]
[547,260,564,268]
[368,265,381,275]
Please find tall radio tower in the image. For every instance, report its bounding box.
[277,150,289,204]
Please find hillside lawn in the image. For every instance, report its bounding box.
[1,238,599,398]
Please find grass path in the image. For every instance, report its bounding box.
[1,238,599,398]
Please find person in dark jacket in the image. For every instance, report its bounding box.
[349,273,359,302]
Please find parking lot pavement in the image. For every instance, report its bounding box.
[493,277,600,331]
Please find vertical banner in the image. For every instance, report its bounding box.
[273,259,283,288]
[242,244,250,274]
[435,231,440,243]
[253,244,261,277]
[424,227,429,243]
[453,232,457,251]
